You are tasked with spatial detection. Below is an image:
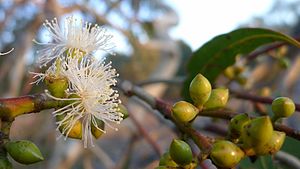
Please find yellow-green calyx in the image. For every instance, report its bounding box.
[45,75,68,98]
[272,97,295,119]
[169,139,193,165]
[159,151,178,167]
[189,73,212,109]
[228,114,251,141]
[203,88,229,110]
[210,140,244,169]
[91,119,105,139]
[241,116,273,150]
[56,114,82,139]
[118,104,129,119]
[172,101,199,123]
[5,140,44,165]
[254,131,286,155]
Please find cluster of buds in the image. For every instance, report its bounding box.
[32,16,125,147]
[158,73,295,168]
[172,73,229,124]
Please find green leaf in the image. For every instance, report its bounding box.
[182,28,300,100]
[239,156,277,169]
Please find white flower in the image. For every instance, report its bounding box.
[47,57,122,147]
[35,16,115,67]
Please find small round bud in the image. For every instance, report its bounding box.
[5,140,44,165]
[91,119,105,139]
[56,114,82,139]
[254,131,286,155]
[0,156,12,169]
[189,74,212,108]
[169,139,193,165]
[172,101,199,123]
[272,97,295,119]
[45,75,68,98]
[159,152,178,167]
[241,116,273,149]
[210,140,244,169]
[278,58,290,69]
[203,88,229,110]
[228,114,250,141]
[223,66,235,80]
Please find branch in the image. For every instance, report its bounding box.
[230,89,300,112]
[128,110,162,156]
[0,93,68,121]
[118,80,213,154]
[245,36,300,61]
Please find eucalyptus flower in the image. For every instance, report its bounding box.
[35,16,114,67]
[46,56,122,147]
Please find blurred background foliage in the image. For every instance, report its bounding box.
[1,0,300,168]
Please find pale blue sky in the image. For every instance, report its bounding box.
[166,0,274,50]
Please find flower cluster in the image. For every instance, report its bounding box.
[34,16,122,147]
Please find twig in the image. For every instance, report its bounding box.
[230,89,300,112]
[274,151,300,169]
[118,80,213,154]
[137,77,184,86]
[246,36,300,61]
[128,110,162,156]
[90,144,115,168]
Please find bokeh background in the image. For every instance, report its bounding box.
[1,0,300,168]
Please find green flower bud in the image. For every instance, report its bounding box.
[189,74,212,108]
[254,131,286,155]
[272,97,295,119]
[118,104,129,119]
[91,119,105,139]
[210,140,244,169]
[203,88,229,110]
[169,139,193,165]
[159,152,178,167]
[241,116,273,149]
[228,114,250,141]
[56,114,82,139]
[5,140,44,165]
[0,157,12,169]
[172,101,199,123]
[278,58,290,69]
[223,66,235,80]
[45,75,68,98]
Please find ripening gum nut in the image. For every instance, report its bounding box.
[0,157,12,169]
[203,88,229,110]
[91,119,105,139]
[169,139,193,165]
[254,131,286,155]
[189,74,212,108]
[241,116,273,149]
[56,114,82,139]
[272,97,295,118]
[210,140,244,169]
[228,114,251,140]
[172,101,199,123]
[45,75,68,98]
[5,140,44,165]
[159,152,178,167]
